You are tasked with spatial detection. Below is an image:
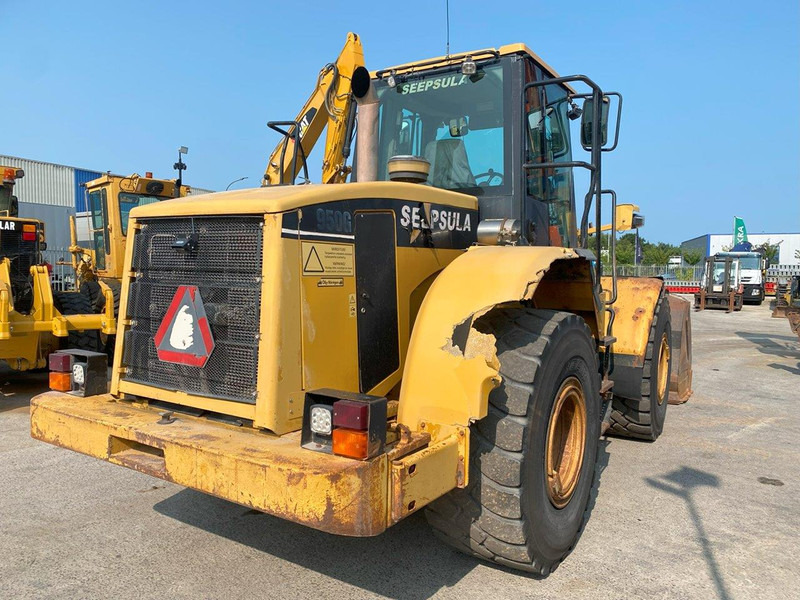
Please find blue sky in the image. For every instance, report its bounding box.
[3,0,797,243]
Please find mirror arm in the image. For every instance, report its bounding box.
[601,92,623,152]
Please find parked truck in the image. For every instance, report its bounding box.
[716,250,766,304]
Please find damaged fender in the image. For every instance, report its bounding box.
[398,245,586,441]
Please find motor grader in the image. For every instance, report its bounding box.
[68,172,190,351]
[0,166,114,371]
[31,34,692,575]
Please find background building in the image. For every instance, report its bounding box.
[681,233,800,266]
[0,154,213,252]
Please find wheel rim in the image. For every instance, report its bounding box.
[656,333,670,404]
[545,376,587,509]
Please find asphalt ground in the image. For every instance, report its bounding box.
[1,298,797,599]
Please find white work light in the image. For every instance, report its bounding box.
[72,363,85,385]
[461,56,476,76]
[309,405,333,435]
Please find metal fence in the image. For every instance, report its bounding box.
[42,248,78,292]
[613,264,704,281]
[766,264,800,283]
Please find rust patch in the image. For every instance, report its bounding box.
[286,471,304,486]
[632,307,645,321]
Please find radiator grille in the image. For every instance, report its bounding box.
[121,217,263,404]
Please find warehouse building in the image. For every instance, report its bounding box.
[0,154,213,253]
[681,232,800,266]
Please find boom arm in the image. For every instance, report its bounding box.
[262,32,367,186]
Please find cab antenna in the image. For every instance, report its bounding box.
[446,0,451,57]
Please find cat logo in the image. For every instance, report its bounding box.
[154,285,215,367]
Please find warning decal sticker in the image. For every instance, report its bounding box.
[154,285,215,367]
[301,242,354,277]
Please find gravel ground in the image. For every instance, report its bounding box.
[0,298,797,599]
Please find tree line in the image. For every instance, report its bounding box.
[588,233,782,266]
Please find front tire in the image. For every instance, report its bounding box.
[609,293,671,441]
[425,308,600,575]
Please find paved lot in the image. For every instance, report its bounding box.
[1,299,797,599]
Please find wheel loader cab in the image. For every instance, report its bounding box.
[372,50,578,248]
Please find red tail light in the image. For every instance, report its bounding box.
[301,390,387,460]
[333,400,369,430]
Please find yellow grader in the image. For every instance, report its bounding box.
[0,166,114,370]
[31,35,692,574]
[68,172,190,352]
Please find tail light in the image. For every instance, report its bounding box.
[49,350,108,396]
[22,224,36,241]
[301,389,387,460]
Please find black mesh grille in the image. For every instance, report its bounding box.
[1,224,41,314]
[121,217,263,404]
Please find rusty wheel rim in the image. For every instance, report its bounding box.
[545,376,587,509]
[656,333,670,404]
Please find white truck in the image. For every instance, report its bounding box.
[716,250,766,304]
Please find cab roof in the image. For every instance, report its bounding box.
[374,43,574,93]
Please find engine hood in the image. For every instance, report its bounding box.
[130,181,478,219]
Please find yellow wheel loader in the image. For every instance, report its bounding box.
[31,35,692,575]
[69,172,190,352]
[0,166,114,371]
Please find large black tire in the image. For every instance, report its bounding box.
[425,308,601,575]
[608,293,671,441]
[98,278,122,358]
[53,291,102,353]
[79,280,103,312]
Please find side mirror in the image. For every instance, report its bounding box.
[580,96,610,149]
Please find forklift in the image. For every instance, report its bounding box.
[695,255,743,312]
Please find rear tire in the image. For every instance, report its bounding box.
[79,280,103,312]
[53,291,102,353]
[424,308,600,575]
[609,293,671,441]
[98,279,122,358]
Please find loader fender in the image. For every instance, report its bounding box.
[398,245,598,441]
[603,276,666,401]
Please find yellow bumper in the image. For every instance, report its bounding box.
[30,392,456,536]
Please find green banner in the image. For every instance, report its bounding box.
[734,216,748,245]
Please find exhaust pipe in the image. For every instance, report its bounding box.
[352,66,379,182]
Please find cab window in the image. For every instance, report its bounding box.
[525,61,576,247]
[118,193,162,235]
[88,188,109,269]
[375,63,508,194]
